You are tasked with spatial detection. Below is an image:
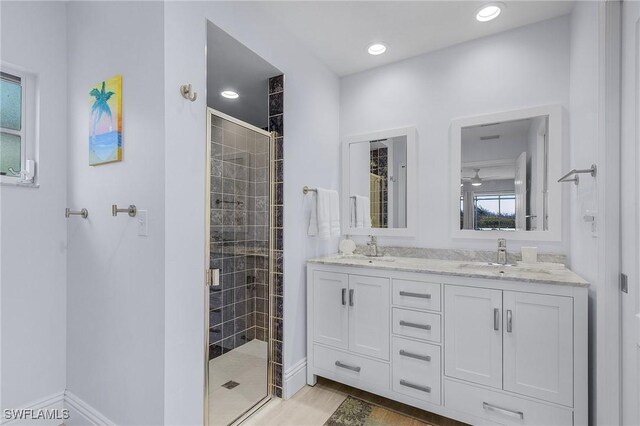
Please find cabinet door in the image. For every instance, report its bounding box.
[444,285,502,389]
[312,271,349,349]
[348,275,390,360]
[503,291,573,406]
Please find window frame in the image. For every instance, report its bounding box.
[0,65,36,186]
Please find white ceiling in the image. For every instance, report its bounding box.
[262,1,574,76]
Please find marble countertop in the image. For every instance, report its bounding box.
[307,254,589,287]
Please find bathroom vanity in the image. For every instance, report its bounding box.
[306,255,588,425]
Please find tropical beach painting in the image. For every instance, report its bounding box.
[89,75,122,165]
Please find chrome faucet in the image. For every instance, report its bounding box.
[367,235,383,257]
[497,238,507,265]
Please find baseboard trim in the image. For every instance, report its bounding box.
[283,357,307,400]
[1,392,65,425]
[64,391,115,426]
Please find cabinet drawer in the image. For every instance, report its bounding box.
[444,379,573,426]
[393,279,441,311]
[392,308,441,343]
[392,337,441,405]
[313,345,390,391]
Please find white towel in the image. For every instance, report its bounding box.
[329,190,340,237]
[354,195,371,228]
[308,192,318,236]
[308,188,340,239]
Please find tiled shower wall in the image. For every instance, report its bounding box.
[268,74,284,398]
[209,116,271,358]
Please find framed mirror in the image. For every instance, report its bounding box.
[342,127,417,237]
[450,105,562,241]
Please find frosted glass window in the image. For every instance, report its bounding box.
[0,132,21,175]
[0,76,22,131]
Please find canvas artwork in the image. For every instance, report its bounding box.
[89,75,122,165]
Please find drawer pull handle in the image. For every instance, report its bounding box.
[399,291,431,299]
[399,379,431,393]
[399,320,431,330]
[482,402,524,420]
[349,289,355,307]
[335,361,361,373]
[399,350,431,362]
[494,308,500,331]
[506,309,513,333]
[341,288,347,306]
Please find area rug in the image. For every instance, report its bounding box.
[324,396,433,426]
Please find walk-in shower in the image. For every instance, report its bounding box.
[205,20,283,426]
[206,109,274,426]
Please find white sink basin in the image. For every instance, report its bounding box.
[338,254,397,263]
[458,261,559,275]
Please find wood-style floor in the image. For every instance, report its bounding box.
[243,378,468,426]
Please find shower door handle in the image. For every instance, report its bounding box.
[206,269,220,287]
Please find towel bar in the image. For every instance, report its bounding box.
[558,164,597,186]
[302,186,317,194]
[65,208,88,219]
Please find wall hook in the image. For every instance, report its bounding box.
[112,204,137,217]
[180,84,197,102]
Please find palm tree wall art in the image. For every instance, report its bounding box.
[89,75,122,165]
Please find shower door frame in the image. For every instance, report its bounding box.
[204,107,275,426]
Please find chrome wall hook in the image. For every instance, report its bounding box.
[180,84,197,102]
[112,204,137,217]
[65,208,88,219]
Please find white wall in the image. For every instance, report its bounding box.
[340,15,571,253]
[0,0,67,412]
[66,2,165,424]
[164,2,340,423]
[567,3,601,424]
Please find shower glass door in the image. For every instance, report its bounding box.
[206,108,272,426]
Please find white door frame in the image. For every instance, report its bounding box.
[620,1,640,424]
[596,1,622,424]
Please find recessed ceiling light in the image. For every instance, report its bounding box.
[367,43,387,56]
[476,3,503,22]
[221,90,239,99]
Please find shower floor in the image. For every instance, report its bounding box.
[208,339,269,426]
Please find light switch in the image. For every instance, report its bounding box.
[137,210,148,236]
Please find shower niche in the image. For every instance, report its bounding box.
[205,20,284,426]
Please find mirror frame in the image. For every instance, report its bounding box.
[450,105,563,241]
[341,127,418,237]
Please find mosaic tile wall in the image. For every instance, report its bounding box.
[268,74,284,398]
[370,147,388,228]
[208,116,271,359]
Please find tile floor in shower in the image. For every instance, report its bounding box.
[209,339,269,426]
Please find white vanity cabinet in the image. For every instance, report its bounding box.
[445,286,574,406]
[307,261,588,426]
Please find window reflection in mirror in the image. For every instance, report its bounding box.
[349,136,407,229]
[460,116,548,232]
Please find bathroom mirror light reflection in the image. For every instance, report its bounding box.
[451,105,562,241]
[342,127,417,237]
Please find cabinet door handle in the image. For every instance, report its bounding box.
[341,288,346,306]
[399,320,431,330]
[335,361,361,372]
[506,309,513,333]
[399,291,431,299]
[494,308,500,331]
[349,289,354,306]
[399,379,431,393]
[482,402,524,419]
[399,350,431,362]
